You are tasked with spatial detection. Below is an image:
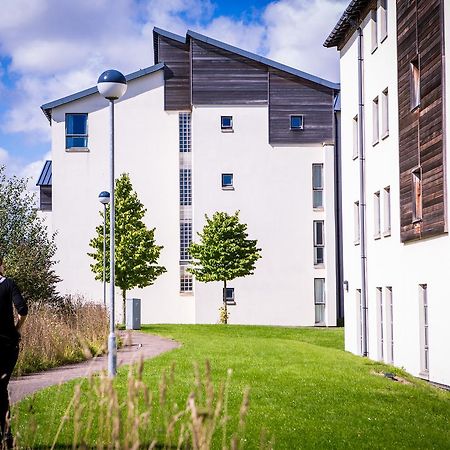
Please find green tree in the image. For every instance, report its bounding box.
[88,173,166,324]
[188,211,261,324]
[0,166,60,304]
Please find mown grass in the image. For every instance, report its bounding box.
[13,325,450,449]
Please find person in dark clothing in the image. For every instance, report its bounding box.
[0,257,28,448]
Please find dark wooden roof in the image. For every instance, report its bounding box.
[323,0,371,48]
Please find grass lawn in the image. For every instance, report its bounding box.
[14,325,450,449]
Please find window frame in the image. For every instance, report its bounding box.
[383,186,391,236]
[221,173,234,190]
[381,88,389,139]
[290,115,304,130]
[372,96,379,146]
[354,201,360,245]
[65,113,88,150]
[353,115,359,160]
[374,191,381,239]
[313,220,325,266]
[410,57,420,111]
[180,265,193,293]
[412,167,423,223]
[312,163,324,209]
[419,284,429,376]
[379,0,388,43]
[314,278,326,325]
[371,9,378,53]
[376,287,384,361]
[221,116,233,132]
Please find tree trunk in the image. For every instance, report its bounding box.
[223,280,228,325]
[122,289,126,327]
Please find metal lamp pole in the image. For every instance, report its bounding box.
[97,70,127,377]
[98,191,110,308]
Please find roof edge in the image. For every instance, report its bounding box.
[41,62,165,123]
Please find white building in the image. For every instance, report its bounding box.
[38,28,342,327]
[325,0,450,386]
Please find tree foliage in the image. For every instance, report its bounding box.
[0,166,60,304]
[88,173,166,323]
[188,211,261,323]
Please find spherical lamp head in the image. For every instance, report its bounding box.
[97,70,127,100]
[99,191,111,205]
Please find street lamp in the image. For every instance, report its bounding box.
[97,69,127,377]
[98,191,110,308]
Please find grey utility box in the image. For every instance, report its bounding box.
[126,298,141,330]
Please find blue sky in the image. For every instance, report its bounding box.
[0,0,346,188]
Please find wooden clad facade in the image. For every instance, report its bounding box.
[269,70,334,145]
[156,35,191,111]
[397,0,446,242]
[154,30,337,145]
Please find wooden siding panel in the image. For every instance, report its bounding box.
[397,0,446,242]
[157,36,191,111]
[268,70,333,145]
[191,40,268,105]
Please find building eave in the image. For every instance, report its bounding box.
[40,62,165,123]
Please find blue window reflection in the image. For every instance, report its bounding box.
[222,173,233,188]
[290,115,304,130]
[66,113,88,149]
[221,116,233,130]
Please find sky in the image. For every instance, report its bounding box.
[0,0,347,190]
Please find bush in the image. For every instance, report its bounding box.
[15,295,108,375]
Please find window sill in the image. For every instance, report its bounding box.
[352,154,358,161]
[371,45,378,55]
[222,186,235,191]
[314,264,325,269]
[374,234,381,240]
[419,371,429,380]
[380,34,388,44]
[180,291,194,296]
[372,139,379,147]
[314,322,326,327]
[410,104,420,113]
[66,147,89,152]
[412,218,423,225]
[313,207,324,212]
[221,129,234,133]
[381,131,389,140]
[354,241,360,246]
[383,230,391,238]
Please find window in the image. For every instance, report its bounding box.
[371,9,378,52]
[385,287,393,364]
[222,173,234,189]
[379,0,388,42]
[180,169,192,206]
[224,287,235,304]
[354,201,360,245]
[65,113,88,149]
[179,113,191,152]
[412,168,422,222]
[40,186,52,211]
[376,287,384,361]
[314,278,326,324]
[381,88,389,138]
[410,58,420,110]
[353,115,359,159]
[312,164,323,209]
[180,266,193,293]
[313,220,324,265]
[372,97,379,145]
[383,186,391,235]
[356,289,363,355]
[419,284,429,375]
[180,222,192,261]
[290,115,304,130]
[374,191,381,238]
[221,116,233,131]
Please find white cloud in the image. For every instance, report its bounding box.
[0,147,9,165]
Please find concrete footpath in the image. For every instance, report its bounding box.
[9,331,180,404]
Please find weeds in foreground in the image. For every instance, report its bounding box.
[12,360,274,449]
[15,296,108,375]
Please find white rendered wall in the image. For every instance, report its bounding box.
[191,105,337,326]
[339,0,450,386]
[51,71,195,324]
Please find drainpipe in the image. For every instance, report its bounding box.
[356,25,369,357]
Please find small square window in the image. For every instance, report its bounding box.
[222,173,233,189]
[290,115,304,130]
[225,288,234,300]
[221,116,233,131]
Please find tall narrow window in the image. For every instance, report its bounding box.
[412,168,422,222]
[313,220,324,265]
[372,97,379,145]
[381,88,389,138]
[371,9,378,52]
[383,186,391,235]
[385,287,394,364]
[180,169,192,206]
[180,266,193,293]
[312,164,323,209]
[66,113,88,149]
[179,112,191,152]
[376,287,384,361]
[419,284,429,376]
[314,278,326,324]
[374,191,381,238]
[410,58,420,110]
[356,289,363,355]
[379,0,388,42]
[354,201,360,245]
[353,115,359,159]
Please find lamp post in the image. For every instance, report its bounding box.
[98,191,110,308]
[97,69,127,377]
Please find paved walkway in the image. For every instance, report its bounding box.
[9,331,180,404]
